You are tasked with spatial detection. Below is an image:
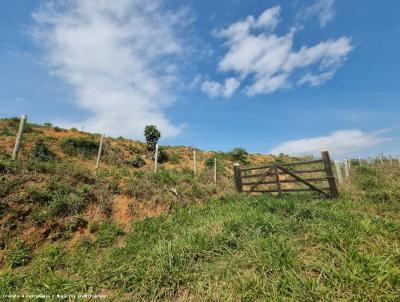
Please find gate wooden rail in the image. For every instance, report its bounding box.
[233,150,338,198]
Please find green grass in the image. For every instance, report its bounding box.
[1,191,399,301]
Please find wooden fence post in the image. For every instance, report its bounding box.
[274,165,282,197]
[233,163,243,193]
[321,150,339,198]
[358,157,362,167]
[213,158,217,186]
[193,150,197,176]
[95,134,105,175]
[154,144,158,173]
[389,155,393,166]
[334,160,343,185]
[379,155,384,167]
[11,114,27,161]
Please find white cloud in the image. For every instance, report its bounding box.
[201,77,240,98]
[203,5,352,97]
[300,0,336,27]
[270,129,392,157]
[31,0,188,138]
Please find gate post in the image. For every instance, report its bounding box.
[321,150,339,198]
[233,163,243,192]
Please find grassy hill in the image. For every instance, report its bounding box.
[0,117,400,301]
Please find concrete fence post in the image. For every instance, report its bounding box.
[154,144,159,173]
[334,160,343,185]
[344,159,350,179]
[193,150,197,176]
[213,158,217,186]
[12,114,27,161]
[95,134,105,175]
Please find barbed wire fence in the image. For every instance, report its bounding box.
[7,114,399,191]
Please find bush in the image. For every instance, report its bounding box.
[131,155,146,168]
[169,153,181,164]
[60,137,99,158]
[157,147,169,164]
[229,147,248,163]
[43,122,53,128]
[144,125,160,152]
[31,138,56,161]
[0,159,16,174]
[205,157,215,168]
[49,192,85,217]
[31,209,48,226]
[6,240,31,268]
[27,186,52,205]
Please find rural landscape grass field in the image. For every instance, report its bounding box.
[1,118,400,301]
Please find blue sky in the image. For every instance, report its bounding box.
[1,0,399,158]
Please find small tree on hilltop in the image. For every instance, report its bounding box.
[144,125,161,152]
[230,147,248,164]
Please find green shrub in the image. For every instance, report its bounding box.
[30,160,57,173]
[6,240,31,268]
[60,137,99,158]
[43,122,53,128]
[31,208,48,226]
[0,159,16,174]
[205,157,216,168]
[169,153,181,164]
[27,187,52,205]
[49,192,85,217]
[62,217,87,239]
[157,147,169,163]
[31,138,56,161]
[229,147,248,163]
[96,222,124,247]
[131,155,146,168]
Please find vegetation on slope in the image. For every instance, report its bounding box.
[0,117,399,300]
[1,164,400,301]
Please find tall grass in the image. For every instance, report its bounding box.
[1,188,399,301]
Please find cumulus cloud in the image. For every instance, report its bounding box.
[270,129,392,157]
[31,0,188,138]
[202,5,352,97]
[201,77,240,98]
[299,0,336,27]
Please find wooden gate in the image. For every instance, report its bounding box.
[233,150,338,198]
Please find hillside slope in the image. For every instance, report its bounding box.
[1,118,400,301]
[1,172,400,301]
[0,118,280,263]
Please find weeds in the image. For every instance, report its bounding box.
[60,137,99,158]
[131,155,146,168]
[31,138,56,161]
[5,240,31,268]
[96,222,124,247]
